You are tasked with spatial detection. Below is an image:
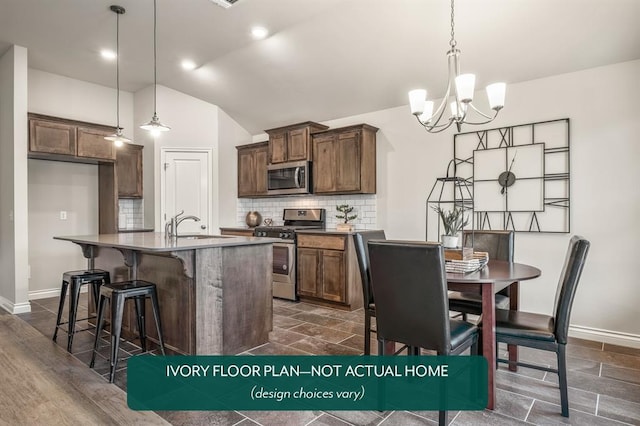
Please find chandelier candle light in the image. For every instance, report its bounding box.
[408,0,506,133]
[104,5,131,147]
[140,0,170,135]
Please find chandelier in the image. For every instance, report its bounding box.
[408,0,506,133]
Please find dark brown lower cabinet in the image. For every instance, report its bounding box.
[296,233,362,310]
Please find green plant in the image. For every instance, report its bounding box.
[431,205,468,236]
[336,204,357,224]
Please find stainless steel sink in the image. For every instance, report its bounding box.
[177,234,231,240]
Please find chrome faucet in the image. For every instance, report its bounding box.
[165,210,201,238]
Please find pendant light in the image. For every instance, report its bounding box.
[104,5,131,147]
[140,0,170,134]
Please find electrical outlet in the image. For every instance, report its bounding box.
[60,211,67,220]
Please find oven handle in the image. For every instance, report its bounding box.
[294,166,301,188]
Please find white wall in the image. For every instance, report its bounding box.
[134,85,251,233]
[0,45,29,313]
[220,60,640,346]
[28,160,98,296]
[27,69,134,298]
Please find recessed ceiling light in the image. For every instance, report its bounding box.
[181,59,197,71]
[251,26,269,40]
[100,49,117,60]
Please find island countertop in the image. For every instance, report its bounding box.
[54,232,276,252]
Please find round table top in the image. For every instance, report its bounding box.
[446,259,541,283]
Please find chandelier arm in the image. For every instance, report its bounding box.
[467,103,499,120]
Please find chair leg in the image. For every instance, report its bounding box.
[439,410,447,426]
[364,312,371,355]
[149,289,166,355]
[108,294,126,383]
[133,296,147,352]
[67,279,82,352]
[90,294,108,368]
[53,280,68,342]
[557,344,569,417]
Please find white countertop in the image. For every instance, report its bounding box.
[54,232,277,252]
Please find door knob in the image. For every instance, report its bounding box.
[201,225,207,229]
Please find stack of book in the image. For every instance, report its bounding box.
[445,250,489,273]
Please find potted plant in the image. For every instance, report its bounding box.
[335,204,357,231]
[431,205,468,248]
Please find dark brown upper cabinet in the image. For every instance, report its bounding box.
[265,121,328,164]
[312,124,378,195]
[116,143,143,198]
[237,142,269,198]
[28,113,116,163]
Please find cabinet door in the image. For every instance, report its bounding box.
[116,144,143,198]
[29,119,76,155]
[287,127,309,161]
[237,147,256,197]
[254,145,269,195]
[312,134,337,193]
[297,248,320,297]
[335,130,361,192]
[77,127,116,160]
[269,132,287,164]
[320,250,346,302]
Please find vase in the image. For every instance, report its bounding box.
[336,223,355,232]
[245,211,262,228]
[441,235,458,248]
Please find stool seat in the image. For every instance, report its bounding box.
[53,269,110,352]
[90,279,166,383]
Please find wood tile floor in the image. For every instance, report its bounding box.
[12,296,640,425]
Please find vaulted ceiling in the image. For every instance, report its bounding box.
[1,0,639,134]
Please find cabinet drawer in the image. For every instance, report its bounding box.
[297,234,345,250]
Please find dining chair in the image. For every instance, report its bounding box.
[368,240,479,426]
[493,235,590,417]
[352,230,386,355]
[448,230,514,319]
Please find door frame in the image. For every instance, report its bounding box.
[159,147,214,233]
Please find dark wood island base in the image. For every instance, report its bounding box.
[55,233,274,355]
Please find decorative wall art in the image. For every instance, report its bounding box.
[453,118,570,233]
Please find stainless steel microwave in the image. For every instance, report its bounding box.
[267,161,312,195]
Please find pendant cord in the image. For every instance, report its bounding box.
[116,10,121,129]
[153,0,157,115]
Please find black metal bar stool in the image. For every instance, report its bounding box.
[90,280,166,383]
[53,269,111,352]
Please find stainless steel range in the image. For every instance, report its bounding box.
[254,208,325,300]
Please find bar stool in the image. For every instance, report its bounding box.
[90,280,166,383]
[53,269,111,352]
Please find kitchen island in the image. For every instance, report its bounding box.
[55,233,274,355]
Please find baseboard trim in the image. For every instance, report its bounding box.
[570,325,640,349]
[28,288,63,300]
[0,295,31,314]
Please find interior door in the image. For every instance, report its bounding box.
[161,149,211,235]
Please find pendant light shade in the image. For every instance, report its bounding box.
[140,0,170,134]
[105,5,131,146]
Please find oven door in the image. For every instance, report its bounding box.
[272,242,296,300]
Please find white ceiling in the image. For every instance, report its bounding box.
[1,0,639,134]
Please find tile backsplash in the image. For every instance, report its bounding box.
[118,198,144,229]
[237,195,377,229]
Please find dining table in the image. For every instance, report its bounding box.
[446,259,541,410]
